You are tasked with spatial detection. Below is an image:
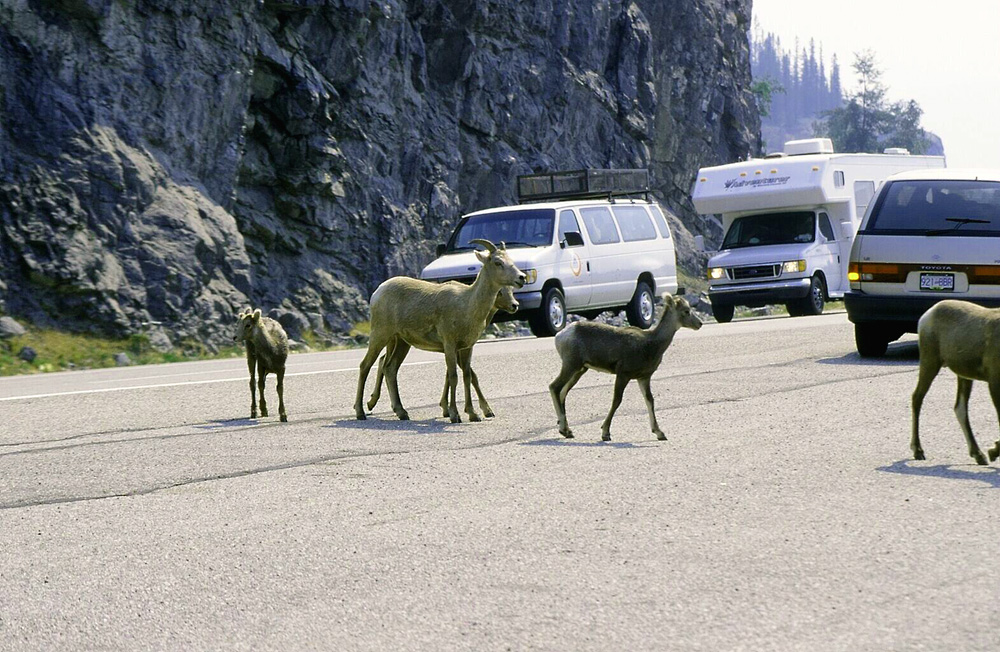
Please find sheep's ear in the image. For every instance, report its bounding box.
[251,309,262,322]
[475,249,490,263]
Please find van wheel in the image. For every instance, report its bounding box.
[625,281,655,328]
[711,302,734,323]
[855,324,889,358]
[529,287,566,337]
[790,276,825,316]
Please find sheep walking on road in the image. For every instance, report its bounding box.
[367,285,519,418]
[354,239,526,423]
[233,308,289,422]
[911,300,1000,465]
[549,294,702,441]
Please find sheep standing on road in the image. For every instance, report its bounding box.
[911,300,1000,465]
[367,285,520,418]
[354,239,526,423]
[550,294,702,441]
[233,308,289,422]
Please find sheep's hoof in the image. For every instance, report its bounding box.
[974,451,989,466]
[260,408,269,417]
[280,414,287,423]
[655,432,667,441]
[366,398,378,411]
[484,409,495,419]
[450,414,462,424]
[989,446,1000,462]
[913,449,925,460]
[251,409,257,419]
[601,433,612,442]
[356,411,367,421]
[469,413,482,423]
[396,411,410,421]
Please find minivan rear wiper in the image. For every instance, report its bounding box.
[925,217,991,236]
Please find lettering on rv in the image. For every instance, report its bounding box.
[723,176,792,190]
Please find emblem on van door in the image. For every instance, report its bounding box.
[571,253,583,277]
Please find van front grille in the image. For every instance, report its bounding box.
[731,264,780,280]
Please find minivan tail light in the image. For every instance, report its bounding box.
[847,263,860,282]
[855,263,903,282]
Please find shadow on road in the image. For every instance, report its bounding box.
[325,417,453,435]
[877,458,1000,488]
[818,341,919,367]
[194,418,259,430]
[522,437,652,450]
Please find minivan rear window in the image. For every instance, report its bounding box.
[867,180,1000,235]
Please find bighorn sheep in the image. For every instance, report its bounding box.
[550,294,702,441]
[911,300,1000,465]
[233,308,289,422]
[354,239,526,422]
[366,285,519,418]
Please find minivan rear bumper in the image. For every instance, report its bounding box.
[708,278,811,306]
[844,290,1000,327]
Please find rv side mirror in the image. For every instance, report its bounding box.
[694,235,705,252]
[840,222,854,239]
[435,243,447,258]
[562,231,584,248]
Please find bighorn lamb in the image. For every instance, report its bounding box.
[367,285,519,418]
[354,239,525,423]
[233,308,289,422]
[550,294,702,441]
[911,299,1000,465]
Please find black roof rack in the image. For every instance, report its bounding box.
[516,169,650,204]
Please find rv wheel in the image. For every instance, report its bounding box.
[712,302,734,323]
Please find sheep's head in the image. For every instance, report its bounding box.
[660,293,702,331]
[494,286,519,315]
[471,239,526,289]
[233,308,262,342]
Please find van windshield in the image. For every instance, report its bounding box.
[867,180,1000,234]
[721,211,815,249]
[447,209,556,252]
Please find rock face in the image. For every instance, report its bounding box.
[0,0,758,345]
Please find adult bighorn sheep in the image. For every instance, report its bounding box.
[366,285,519,419]
[550,294,702,441]
[233,308,289,422]
[911,300,1000,465]
[354,239,526,423]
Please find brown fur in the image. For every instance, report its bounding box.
[233,308,289,422]
[549,294,702,441]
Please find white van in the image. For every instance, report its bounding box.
[846,169,1000,356]
[420,169,679,336]
[691,138,945,322]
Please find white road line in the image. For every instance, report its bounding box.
[0,361,436,402]
[85,359,344,384]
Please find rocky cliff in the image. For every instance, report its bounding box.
[0,0,759,346]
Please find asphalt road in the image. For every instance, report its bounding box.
[2,312,1000,651]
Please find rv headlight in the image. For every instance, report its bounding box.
[782,260,807,274]
[708,267,726,280]
[522,269,538,284]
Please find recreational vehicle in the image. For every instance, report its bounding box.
[691,139,946,322]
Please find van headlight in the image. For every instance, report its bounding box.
[523,269,538,284]
[782,260,806,274]
[708,267,725,280]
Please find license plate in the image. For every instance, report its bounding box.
[920,273,954,291]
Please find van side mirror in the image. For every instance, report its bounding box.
[435,243,447,258]
[840,222,854,239]
[561,231,584,248]
[694,235,705,252]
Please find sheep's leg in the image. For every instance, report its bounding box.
[459,348,481,422]
[247,356,258,419]
[444,344,461,423]
[638,377,665,441]
[600,374,631,442]
[549,366,586,438]
[988,379,1000,462]
[471,368,493,418]
[368,337,398,412]
[257,362,268,417]
[355,334,390,420]
[276,367,287,422]
[384,341,412,421]
[910,358,940,461]
[955,377,988,465]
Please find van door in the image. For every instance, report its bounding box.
[578,206,623,306]
[817,212,843,293]
[556,209,592,309]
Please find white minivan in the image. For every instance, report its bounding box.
[420,169,679,336]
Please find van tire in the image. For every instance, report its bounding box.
[712,302,734,323]
[625,281,655,329]
[529,287,566,337]
[789,276,825,316]
[855,324,889,358]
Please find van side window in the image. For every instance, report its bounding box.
[558,210,584,246]
[579,207,621,245]
[612,206,657,242]
[818,213,836,241]
[648,205,672,239]
[854,180,875,218]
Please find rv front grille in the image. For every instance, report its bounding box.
[730,264,780,280]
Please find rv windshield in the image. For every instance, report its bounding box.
[721,211,815,249]
[448,209,556,252]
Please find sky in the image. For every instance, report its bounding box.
[752,0,1000,168]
